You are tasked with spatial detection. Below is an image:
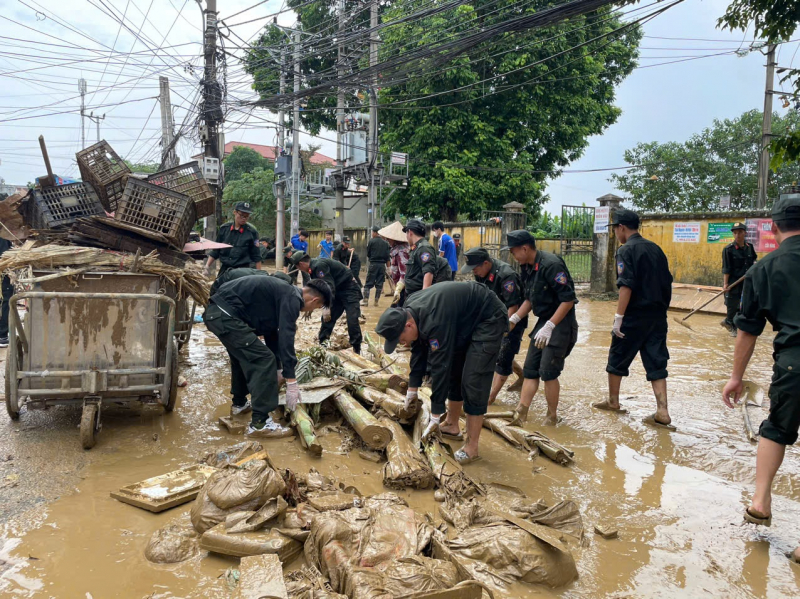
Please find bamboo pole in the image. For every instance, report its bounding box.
[291,405,322,457]
[332,390,393,450]
[380,416,435,490]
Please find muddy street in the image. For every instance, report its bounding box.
[1,298,799,598]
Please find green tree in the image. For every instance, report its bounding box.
[246,0,641,221]
[223,146,271,184]
[610,110,800,212]
[123,160,159,174]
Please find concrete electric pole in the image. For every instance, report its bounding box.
[291,25,301,238]
[202,0,223,239]
[79,78,87,149]
[368,0,379,229]
[335,0,346,239]
[276,46,287,270]
[159,76,179,169]
[757,43,777,209]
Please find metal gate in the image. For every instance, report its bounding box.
[481,210,527,268]
[560,205,595,283]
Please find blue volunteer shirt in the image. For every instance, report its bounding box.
[439,233,458,272]
[319,239,334,259]
[291,234,308,253]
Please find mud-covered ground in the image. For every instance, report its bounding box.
[1,297,799,598]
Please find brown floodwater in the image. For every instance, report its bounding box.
[1,298,800,598]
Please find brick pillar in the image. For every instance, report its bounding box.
[591,194,623,293]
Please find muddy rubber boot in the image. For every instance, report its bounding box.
[510,403,529,426]
[361,288,369,306]
[373,295,380,307]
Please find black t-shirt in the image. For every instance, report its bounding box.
[615,233,672,316]
[722,242,757,282]
[209,222,261,270]
[522,250,577,321]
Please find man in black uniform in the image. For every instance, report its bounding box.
[461,247,527,405]
[503,231,578,426]
[291,251,364,354]
[259,238,276,262]
[363,226,390,307]
[204,202,262,294]
[376,282,507,464]
[204,276,331,435]
[216,266,293,286]
[722,194,800,550]
[594,209,674,429]
[721,222,757,335]
[334,236,362,287]
[0,237,13,347]
[392,219,437,306]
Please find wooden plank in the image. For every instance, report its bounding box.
[110,465,217,513]
[234,554,288,599]
[669,284,726,315]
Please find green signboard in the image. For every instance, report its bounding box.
[707,222,734,244]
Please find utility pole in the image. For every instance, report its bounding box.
[276,46,287,270]
[368,0,379,229]
[291,24,301,238]
[159,76,179,168]
[93,112,105,142]
[334,0,346,239]
[79,78,87,149]
[202,0,223,240]
[757,43,777,209]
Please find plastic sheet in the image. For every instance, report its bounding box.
[200,524,302,560]
[200,441,263,468]
[144,523,200,564]
[206,460,286,509]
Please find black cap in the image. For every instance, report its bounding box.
[371,225,380,233]
[453,233,461,239]
[608,209,640,228]
[342,236,351,243]
[290,251,310,265]
[376,308,408,354]
[460,247,491,273]
[283,244,294,255]
[501,230,536,251]
[731,222,747,231]
[234,201,253,214]
[402,219,426,236]
[773,192,800,222]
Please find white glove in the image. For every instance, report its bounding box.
[612,314,625,339]
[509,312,522,330]
[533,320,556,349]
[392,280,405,305]
[321,308,331,323]
[422,413,442,442]
[285,381,301,411]
[404,389,418,410]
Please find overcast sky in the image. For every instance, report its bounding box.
[0,0,794,216]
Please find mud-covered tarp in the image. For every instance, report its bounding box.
[380,417,434,490]
[144,521,200,564]
[200,441,263,468]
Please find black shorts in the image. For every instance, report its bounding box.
[761,350,800,445]
[523,313,578,381]
[605,314,669,381]
[495,315,528,376]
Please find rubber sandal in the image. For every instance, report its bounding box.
[744,507,772,527]
[592,401,628,414]
[642,414,677,431]
[440,428,464,441]
[454,448,481,465]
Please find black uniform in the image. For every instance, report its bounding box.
[407,282,507,416]
[404,238,438,299]
[364,236,390,300]
[216,267,293,287]
[204,276,304,424]
[209,222,262,293]
[311,258,363,351]
[521,251,579,381]
[260,245,276,261]
[606,233,673,381]
[722,241,757,328]
[475,258,527,376]
[434,256,453,285]
[736,235,800,445]
[0,238,12,341]
[333,246,362,287]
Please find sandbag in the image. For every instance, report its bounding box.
[201,441,263,468]
[206,460,286,509]
[441,521,578,589]
[382,557,459,597]
[200,523,302,560]
[144,523,200,564]
[190,485,265,534]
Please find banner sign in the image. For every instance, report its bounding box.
[707,223,734,244]
[673,222,701,243]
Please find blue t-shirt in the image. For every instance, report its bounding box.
[439,234,458,271]
[319,239,334,259]
[291,234,308,253]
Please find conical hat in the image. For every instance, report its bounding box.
[378,221,406,243]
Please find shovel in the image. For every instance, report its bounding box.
[673,275,745,330]
[38,135,56,188]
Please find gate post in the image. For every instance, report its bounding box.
[591,194,623,293]
[501,201,525,264]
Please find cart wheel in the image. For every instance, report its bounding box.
[80,403,100,450]
[164,341,179,413]
[5,342,20,420]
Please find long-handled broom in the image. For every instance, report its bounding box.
[673,275,745,330]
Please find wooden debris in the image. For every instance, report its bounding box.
[332,390,393,450]
[234,554,288,599]
[219,416,247,435]
[380,416,435,490]
[111,465,218,513]
[482,417,574,465]
[594,524,618,539]
[291,405,322,456]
